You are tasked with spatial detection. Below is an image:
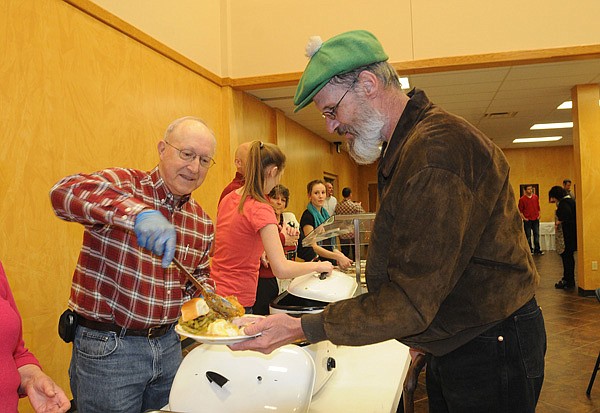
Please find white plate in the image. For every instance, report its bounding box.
[174,315,262,345]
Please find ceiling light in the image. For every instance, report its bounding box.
[398,77,410,89]
[513,136,562,143]
[557,101,572,109]
[530,122,573,130]
[557,100,600,109]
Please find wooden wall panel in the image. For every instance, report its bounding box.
[2,1,226,410]
[276,120,359,220]
[503,146,575,222]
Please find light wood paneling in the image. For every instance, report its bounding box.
[277,120,359,219]
[572,84,600,290]
[503,146,575,222]
[2,1,226,410]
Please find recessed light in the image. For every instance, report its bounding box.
[513,136,562,143]
[530,122,573,130]
[557,101,572,109]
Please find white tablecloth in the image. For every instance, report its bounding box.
[539,222,555,251]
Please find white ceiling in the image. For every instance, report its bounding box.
[248,58,600,149]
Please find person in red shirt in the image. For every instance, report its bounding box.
[218,142,251,204]
[518,185,544,255]
[0,261,71,413]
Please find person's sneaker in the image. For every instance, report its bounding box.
[533,251,544,255]
[555,280,575,289]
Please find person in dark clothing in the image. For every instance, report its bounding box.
[549,186,577,289]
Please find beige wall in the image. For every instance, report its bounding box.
[90,0,600,78]
[88,0,225,75]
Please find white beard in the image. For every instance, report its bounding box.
[340,102,386,165]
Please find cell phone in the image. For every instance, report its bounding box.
[58,309,78,343]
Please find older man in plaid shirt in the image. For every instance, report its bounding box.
[50,117,216,413]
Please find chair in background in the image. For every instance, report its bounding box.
[402,352,428,413]
[587,351,600,397]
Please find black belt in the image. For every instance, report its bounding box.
[77,316,174,339]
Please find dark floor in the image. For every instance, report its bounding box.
[411,252,600,413]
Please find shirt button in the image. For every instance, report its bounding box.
[497,336,504,342]
[125,207,132,213]
[167,290,171,295]
[122,215,128,220]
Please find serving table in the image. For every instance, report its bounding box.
[309,340,410,412]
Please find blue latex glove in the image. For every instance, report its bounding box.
[134,210,176,268]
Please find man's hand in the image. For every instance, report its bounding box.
[230,313,305,354]
[134,210,176,268]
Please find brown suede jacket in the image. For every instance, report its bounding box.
[301,89,539,356]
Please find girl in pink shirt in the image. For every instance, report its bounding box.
[210,141,333,310]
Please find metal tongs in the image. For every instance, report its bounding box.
[172,257,243,319]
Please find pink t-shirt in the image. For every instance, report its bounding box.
[0,261,40,410]
[211,191,277,307]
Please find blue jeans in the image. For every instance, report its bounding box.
[70,325,182,413]
[523,219,541,253]
[426,298,546,412]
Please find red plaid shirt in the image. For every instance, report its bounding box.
[50,166,214,329]
[334,199,366,240]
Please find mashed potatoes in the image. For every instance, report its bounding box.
[206,319,241,337]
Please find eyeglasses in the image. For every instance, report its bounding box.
[321,79,357,120]
[164,141,215,169]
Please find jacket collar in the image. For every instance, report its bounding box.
[379,88,433,183]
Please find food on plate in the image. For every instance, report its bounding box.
[204,290,245,319]
[206,319,241,337]
[178,297,245,336]
[223,295,245,317]
[181,296,211,322]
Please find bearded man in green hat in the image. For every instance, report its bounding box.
[233,29,546,413]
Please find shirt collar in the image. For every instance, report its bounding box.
[150,166,191,211]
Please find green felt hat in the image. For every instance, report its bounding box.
[293,30,388,112]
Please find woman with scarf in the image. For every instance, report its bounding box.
[297,180,352,269]
[210,143,333,313]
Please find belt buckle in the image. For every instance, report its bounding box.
[147,326,161,339]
